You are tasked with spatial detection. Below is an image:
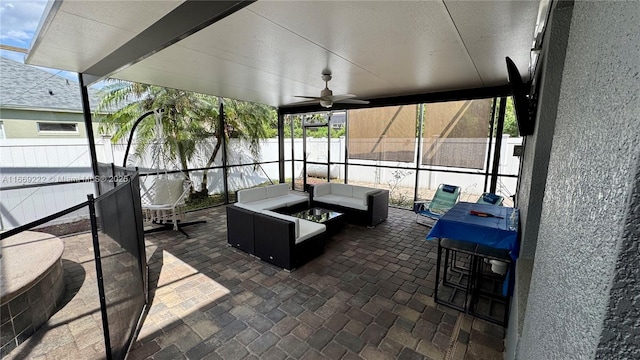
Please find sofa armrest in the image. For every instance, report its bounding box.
[253,212,296,270]
[226,205,255,253]
[367,190,389,226]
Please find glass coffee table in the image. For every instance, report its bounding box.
[290,207,345,235]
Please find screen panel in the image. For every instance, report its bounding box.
[348,105,418,163]
[421,99,492,170]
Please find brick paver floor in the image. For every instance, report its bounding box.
[5,206,505,359]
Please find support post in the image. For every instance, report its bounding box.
[290,115,296,189]
[302,122,308,191]
[327,113,331,182]
[484,98,498,192]
[344,111,349,184]
[277,109,285,183]
[219,98,229,204]
[414,103,424,201]
[490,97,507,193]
[79,73,101,195]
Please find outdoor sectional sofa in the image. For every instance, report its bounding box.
[309,183,389,227]
[226,183,326,270]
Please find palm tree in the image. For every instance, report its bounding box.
[191,98,277,194]
[96,80,276,196]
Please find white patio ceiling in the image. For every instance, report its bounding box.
[26,0,540,108]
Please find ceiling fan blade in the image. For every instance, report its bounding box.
[328,94,357,102]
[294,95,323,100]
[288,99,321,106]
[335,98,370,105]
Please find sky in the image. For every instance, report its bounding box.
[0,0,82,82]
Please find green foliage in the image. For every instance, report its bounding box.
[503,97,519,137]
[96,80,276,193]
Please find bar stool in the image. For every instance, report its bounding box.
[435,238,477,313]
[435,238,512,326]
[469,244,512,327]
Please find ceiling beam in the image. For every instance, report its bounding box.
[82,0,255,85]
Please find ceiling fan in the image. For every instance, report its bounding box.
[294,71,370,108]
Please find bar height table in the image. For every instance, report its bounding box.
[426,202,519,326]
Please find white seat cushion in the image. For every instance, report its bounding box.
[296,220,326,244]
[266,183,289,198]
[237,187,267,203]
[338,197,368,211]
[262,210,299,238]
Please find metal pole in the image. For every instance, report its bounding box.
[414,103,424,201]
[302,120,308,191]
[484,98,497,192]
[219,98,229,204]
[344,111,349,184]
[290,115,295,190]
[490,97,507,193]
[277,109,285,183]
[122,109,157,167]
[111,163,117,189]
[327,113,331,182]
[79,74,101,196]
[88,194,113,360]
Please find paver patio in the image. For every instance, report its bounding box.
[5,206,505,359]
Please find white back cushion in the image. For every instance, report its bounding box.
[313,183,331,197]
[237,187,267,203]
[262,210,299,238]
[154,178,184,205]
[266,183,289,198]
[331,183,353,197]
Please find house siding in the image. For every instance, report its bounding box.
[0,109,99,139]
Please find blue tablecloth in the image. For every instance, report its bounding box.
[426,202,519,260]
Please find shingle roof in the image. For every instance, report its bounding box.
[0,57,103,112]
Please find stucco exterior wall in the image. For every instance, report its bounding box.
[516,1,573,260]
[595,159,640,358]
[505,3,573,358]
[517,1,640,359]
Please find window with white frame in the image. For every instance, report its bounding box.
[0,121,4,139]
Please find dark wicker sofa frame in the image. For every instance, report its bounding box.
[226,205,327,270]
[308,185,389,227]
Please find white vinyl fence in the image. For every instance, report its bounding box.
[1,136,522,229]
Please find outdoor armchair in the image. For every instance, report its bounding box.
[414,184,461,226]
[476,192,504,206]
